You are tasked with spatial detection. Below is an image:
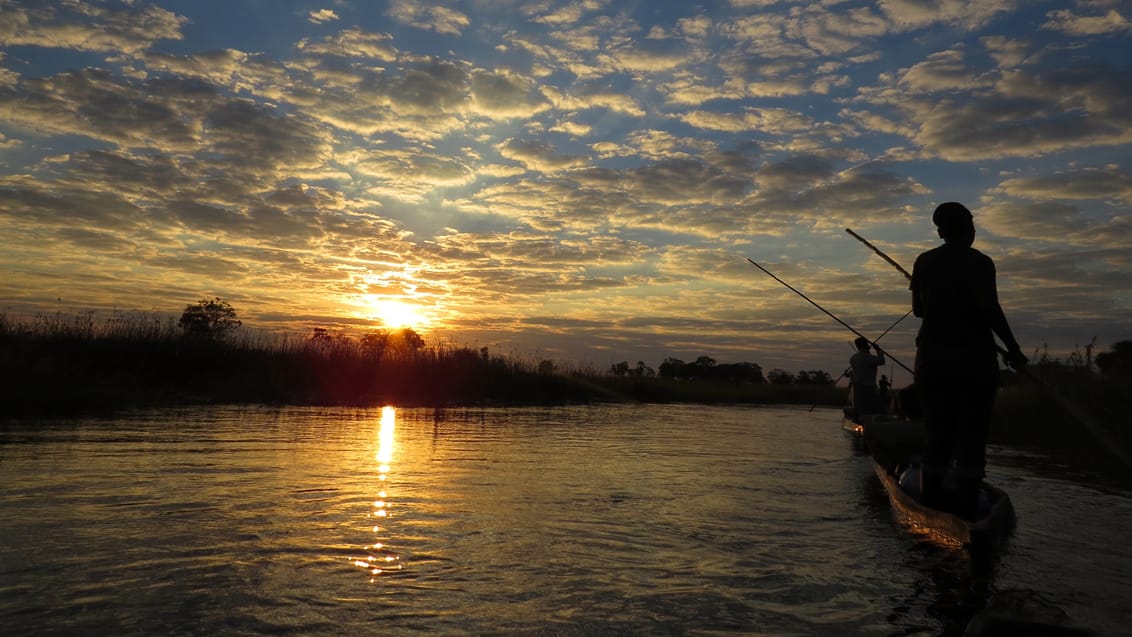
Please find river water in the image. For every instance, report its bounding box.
[1,404,1129,635]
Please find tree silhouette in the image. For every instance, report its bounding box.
[178,297,241,339]
[658,357,686,379]
[767,369,794,385]
[361,330,391,359]
[796,370,834,385]
[396,327,425,352]
[1096,340,1132,377]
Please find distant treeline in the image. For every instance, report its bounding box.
[0,302,846,419]
[608,355,836,386]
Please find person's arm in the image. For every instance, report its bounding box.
[873,345,885,366]
[982,258,1027,367]
[911,256,924,318]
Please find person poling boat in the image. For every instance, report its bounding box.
[744,258,920,451]
[847,335,886,419]
[846,203,1027,521]
[813,309,910,415]
[853,224,1132,472]
[907,202,1028,520]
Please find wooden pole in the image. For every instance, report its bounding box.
[746,258,913,375]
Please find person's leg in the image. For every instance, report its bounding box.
[919,377,958,507]
[952,360,1000,518]
[860,385,879,415]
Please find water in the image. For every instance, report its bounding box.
[1,404,1130,635]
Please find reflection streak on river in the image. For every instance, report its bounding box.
[355,405,401,581]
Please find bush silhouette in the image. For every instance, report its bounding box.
[178,298,242,339]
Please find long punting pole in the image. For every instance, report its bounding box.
[746,258,913,375]
[875,309,913,343]
[844,227,1132,470]
[845,228,912,280]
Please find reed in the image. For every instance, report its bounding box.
[0,311,779,417]
[991,361,1132,474]
[0,309,854,419]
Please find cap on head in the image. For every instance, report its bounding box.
[932,202,973,233]
[854,336,870,350]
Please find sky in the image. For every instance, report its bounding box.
[1,0,1130,380]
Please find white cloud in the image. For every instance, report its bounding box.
[996,165,1132,204]
[297,28,398,61]
[532,3,589,26]
[1043,8,1132,35]
[308,9,340,25]
[387,0,471,35]
[497,138,588,172]
[680,107,815,133]
[470,70,551,118]
[0,1,185,54]
[540,85,646,116]
[877,0,1018,31]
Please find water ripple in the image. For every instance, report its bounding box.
[2,405,1129,635]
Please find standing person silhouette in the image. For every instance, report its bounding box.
[878,374,891,408]
[911,202,1028,518]
[849,336,885,417]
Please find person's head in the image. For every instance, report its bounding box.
[854,336,870,351]
[933,201,976,246]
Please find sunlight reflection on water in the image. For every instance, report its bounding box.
[357,405,401,581]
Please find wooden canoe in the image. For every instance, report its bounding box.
[873,462,1016,547]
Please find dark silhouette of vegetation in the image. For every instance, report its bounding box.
[795,370,835,385]
[1095,340,1132,377]
[0,304,849,419]
[610,360,655,377]
[989,340,1132,477]
[767,369,794,385]
[657,356,765,383]
[178,297,242,339]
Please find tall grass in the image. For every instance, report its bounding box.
[991,355,1132,475]
[0,310,846,419]
[0,310,585,418]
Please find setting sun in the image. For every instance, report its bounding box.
[371,299,426,329]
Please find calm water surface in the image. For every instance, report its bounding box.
[1,404,1130,635]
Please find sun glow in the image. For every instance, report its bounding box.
[371,298,426,329]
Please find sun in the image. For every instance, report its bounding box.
[372,299,426,329]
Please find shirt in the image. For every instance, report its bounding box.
[910,243,1001,355]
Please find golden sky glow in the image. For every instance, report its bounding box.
[2,1,1131,376]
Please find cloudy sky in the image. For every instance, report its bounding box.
[2,0,1130,378]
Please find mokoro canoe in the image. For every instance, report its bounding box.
[842,412,918,439]
[874,462,1016,547]
[862,415,926,473]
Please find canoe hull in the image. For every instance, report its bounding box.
[873,463,1015,547]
